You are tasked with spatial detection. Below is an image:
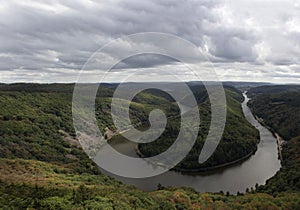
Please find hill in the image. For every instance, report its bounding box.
[248,85,300,194]
[138,86,259,171]
[0,83,299,209]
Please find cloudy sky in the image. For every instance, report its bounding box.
[0,0,300,83]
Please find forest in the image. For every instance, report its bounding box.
[138,85,259,170]
[0,83,299,209]
[248,85,300,194]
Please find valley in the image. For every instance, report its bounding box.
[0,83,299,209]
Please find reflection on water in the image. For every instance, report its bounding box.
[98,92,281,194]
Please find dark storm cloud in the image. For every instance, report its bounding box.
[0,0,299,83]
[113,54,178,69]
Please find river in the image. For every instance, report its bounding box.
[97,92,281,194]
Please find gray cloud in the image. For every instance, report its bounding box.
[0,0,299,83]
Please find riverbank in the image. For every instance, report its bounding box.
[246,92,283,161]
[252,115,283,161]
[135,144,257,173]
[274,133,283,161]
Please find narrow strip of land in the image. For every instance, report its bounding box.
[274,133,283,161]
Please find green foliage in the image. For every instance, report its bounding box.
[248,85,300,194]
[247,85,300,98]
[0,83,299,209]
[248,91,300,140]
[139,87,259,170]
[0,91,99,175]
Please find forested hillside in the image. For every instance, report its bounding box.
[0,83,299,209]
[248,85,300,194]
[139,86,259,170]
